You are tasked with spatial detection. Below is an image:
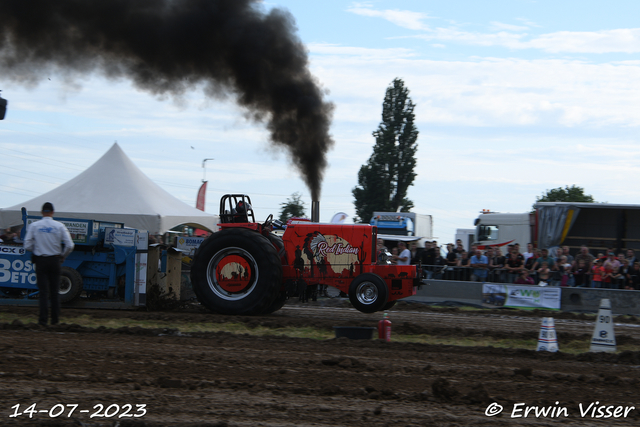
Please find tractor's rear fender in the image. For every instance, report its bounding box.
[219,223,261,232]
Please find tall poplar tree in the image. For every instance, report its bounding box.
[352,78,418,223]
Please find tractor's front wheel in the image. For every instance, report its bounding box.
[191,228,282,315]
[348,273,388,314]
[380,300,397,311]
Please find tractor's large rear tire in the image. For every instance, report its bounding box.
[191,228,282,315]
[59,266,83,303]
[348,273,388,314]
[256,291,287,315]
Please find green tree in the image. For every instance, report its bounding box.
[534,185,595,209]
[352,78,418,223]
[279,192,306,222]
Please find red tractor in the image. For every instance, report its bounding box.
[190,194,421,315]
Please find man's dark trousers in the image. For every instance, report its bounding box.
[34,255,61,325]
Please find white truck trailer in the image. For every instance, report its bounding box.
[474,202,640,254]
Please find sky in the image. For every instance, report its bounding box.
[2,0,640,244]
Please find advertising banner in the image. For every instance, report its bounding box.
[482,283,561,310]
[196,181,207,211]
[0,245,27,256]
[135,231,149,306]
[105,227,136,247]
[0,252,36,286]
[26,218,90,244]
[176,236,204,258]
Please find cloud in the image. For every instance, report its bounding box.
[515,18,541,28]
[413,28,526,48]
[347,3,431,31]
[307,43,640,129]
[416,27,640,54]
[490,21,530,32]
[347,5,640,54]
[527,28,640,53]
[307,43,416,59]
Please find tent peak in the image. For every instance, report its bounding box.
[0,143,218,233]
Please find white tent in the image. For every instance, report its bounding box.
[0,143,218,234]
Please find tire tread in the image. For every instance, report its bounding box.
[191,228,282,315]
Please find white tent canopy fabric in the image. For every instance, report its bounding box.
[0,143,218,234]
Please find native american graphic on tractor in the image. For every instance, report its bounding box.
[191,195,421,315]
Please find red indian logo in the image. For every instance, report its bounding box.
[316,241,359,257]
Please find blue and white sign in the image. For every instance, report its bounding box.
[105,228,136,247]
[0,245,26,256]
[0,257,36,285]
[176,236,204,257]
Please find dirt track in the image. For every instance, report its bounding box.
[2,300,640,426]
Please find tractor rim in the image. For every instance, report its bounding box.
[206,247,259,301]
[59,275,72,295]
[355,281,378,305]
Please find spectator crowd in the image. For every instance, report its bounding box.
[387,239,640,289]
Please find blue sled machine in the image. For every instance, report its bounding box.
[0,208,149,309]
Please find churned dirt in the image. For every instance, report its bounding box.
[2,300,640,426]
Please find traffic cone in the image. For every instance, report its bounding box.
[536,317,559,352]
[590,298,617,352]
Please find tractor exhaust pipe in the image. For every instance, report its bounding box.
[312,201,320,223]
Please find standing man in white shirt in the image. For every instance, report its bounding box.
[393,241,411,265]
[24,202,75,326]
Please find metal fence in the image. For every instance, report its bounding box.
[420,264,638,289]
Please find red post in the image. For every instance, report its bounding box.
[378,313,392,342]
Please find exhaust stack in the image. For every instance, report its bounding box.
[312,201,320,223]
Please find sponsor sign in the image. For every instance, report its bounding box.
[176,236,204,257]
[105,227,136,247]
[0,257,37,285]
[0,245,26,256]
[136,230,149,251]
[60,220,90,244]
[59,220,89,235]
[135,230,149,306]
[27,218,90,244]
[482,284,561,310]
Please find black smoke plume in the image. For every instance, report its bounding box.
[0,0,333,200]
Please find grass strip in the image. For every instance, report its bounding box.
[2,312,639,354]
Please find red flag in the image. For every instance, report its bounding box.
[196,181,208,211]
